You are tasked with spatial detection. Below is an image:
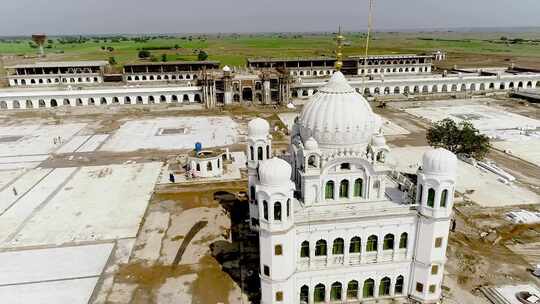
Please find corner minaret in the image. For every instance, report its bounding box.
[411,148,457,303]
[247,118,272,230]
[256,157,295,304]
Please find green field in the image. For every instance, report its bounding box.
[1,31,540,68]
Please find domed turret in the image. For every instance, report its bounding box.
[422,148,457,176]
[258,158,292,186]
[222,65,231,73]
[298,72,381,150]
[371,132,387,147]
[248,118,270,139]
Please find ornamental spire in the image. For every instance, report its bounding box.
[335,26,344,71]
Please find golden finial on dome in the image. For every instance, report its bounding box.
[335,26,344,71]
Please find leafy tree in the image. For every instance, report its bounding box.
[161,54,168,62]
[197,50,208,61]
[426,118,491,160]
[138,50,151,59]
[108,56,117,65]
[107,46,114,52]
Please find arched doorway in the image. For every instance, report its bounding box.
[241,87,252,101]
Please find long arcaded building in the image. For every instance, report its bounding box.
[1,53,540,110]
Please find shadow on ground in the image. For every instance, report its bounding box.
[211,190,261,303]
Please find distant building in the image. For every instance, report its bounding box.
[122,61,219,83]
[5,61,107,87]
[247,72,458,304]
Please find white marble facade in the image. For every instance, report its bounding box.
[247,72,457,304]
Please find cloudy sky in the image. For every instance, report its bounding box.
[1,0,539,35]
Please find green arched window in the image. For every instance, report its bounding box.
[366,235,378,252]
[315,240,327,256]
[440,189,448,207]
[379,277,391,296]
[399,233,408,249]
[332,238,344,255]
[349,237,361,253]
[300,241,310,258]
[354,178,363,197]
[314,284,325,302]
[339,180,349,198]
[427,188,435,207]
[363,279,374,298]
[325,181,335,199]
[330,282,342,301]
[347,280,359,299]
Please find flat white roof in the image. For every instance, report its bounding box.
[6,61,108,69]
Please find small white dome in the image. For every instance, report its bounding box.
[248,118,270,138]
[304,137,318,150]
[298,71,381,150]
[258,157,292,186]
[222,65,231,72]
[371,133,387,147]
[422,148,457,176]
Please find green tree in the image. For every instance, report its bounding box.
[138,50,151,59]
[161,54,168,62]
[108,56,117,65]
[197,50,208,61]
[426,118,491,160]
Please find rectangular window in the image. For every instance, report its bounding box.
[275,244,283,256]
[431,264,439,275]
[275,291,283,301]
[263,265,270,276]
[340,163,351,170]
[435,237,443,248]
[416,282,423,293]
[429,285,436,293]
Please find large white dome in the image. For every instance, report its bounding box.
[298,72,381,150]
[422,148,457,176]
[258,157,292,186]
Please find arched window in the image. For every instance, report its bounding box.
[266,145,270,159]
[354,178,363,197]
[349,237,361,253]
[308,155,317,168]
[418,184,423,203]
[339,180,349,198]
[427,188,435,207]
[207,162,212,171]
[325,181,334,199]
[314,284,325,303]
[379,277,391,296]
[286,199,290,217]
[332,238,344,255]
[441,189,448,207]
[363,279,374,298]
[347,280,359,299]
[263,201,268,220]
[399,232,408,249]
[300,241,310,258]
[366,235,378,252]
[196,163,201,171]
[300,285,309,303]
[274,202,282,221]
[383,234,395,250]
[250,186,255,201]
[395,275,404,294]
[217,158,220,169]
[258,146,263,160]
[315,240,327,256]
[250,146,254,161]
[330,282,342,301]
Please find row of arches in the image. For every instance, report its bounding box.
[0,93,202,109]
[293,79,540,99]
[324,178,374,200]
[126,73,197,82]
[362,59,421,65]
[249,145,271,161]
[300,276,404,303]
[291,70,333,77]
[418,186,451,208]
[262,199,291,222]
[360,66,429,75]
[300,233,408,258]
[11,76,100,86]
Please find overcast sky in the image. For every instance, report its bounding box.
[1,0,539,36]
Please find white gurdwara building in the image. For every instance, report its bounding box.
[246,72,457,304]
